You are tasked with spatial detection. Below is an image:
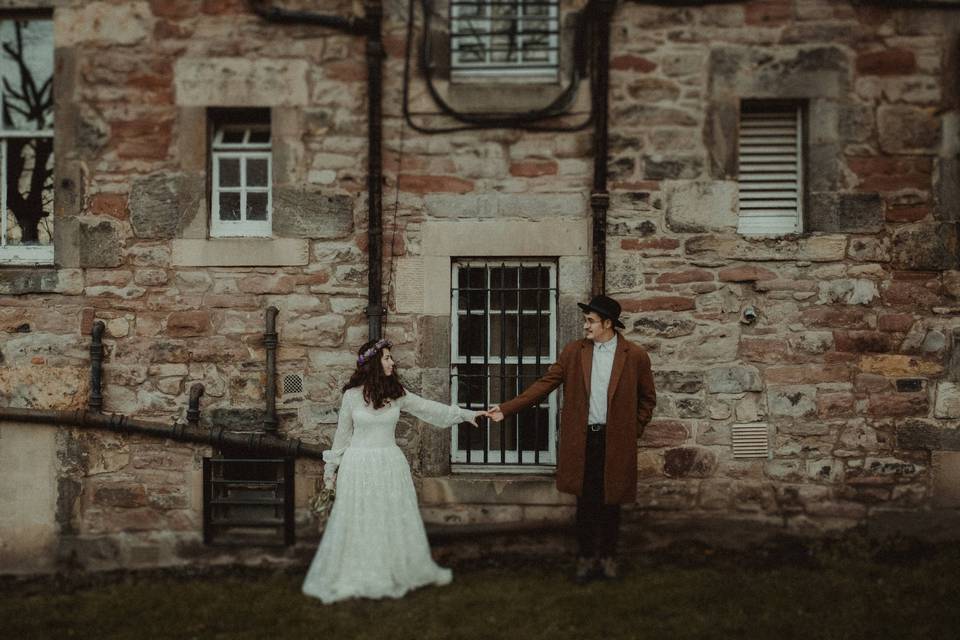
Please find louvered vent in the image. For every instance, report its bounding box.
[731,423,771,459]
[737,104,803,236]
[282,374,304,396]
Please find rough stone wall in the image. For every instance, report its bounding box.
[0,0,959,573]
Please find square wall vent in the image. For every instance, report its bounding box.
[731,423,771,459]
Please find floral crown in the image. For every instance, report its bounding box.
[357,338,392,366]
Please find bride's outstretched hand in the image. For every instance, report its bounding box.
[487,406,504,422]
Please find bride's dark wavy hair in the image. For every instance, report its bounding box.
[342,339,406,409]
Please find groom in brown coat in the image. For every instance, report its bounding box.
[489,295,656,582]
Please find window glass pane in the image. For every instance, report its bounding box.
[219,192,241,221]
[489,266,518,310]
[520,314,550,357]
[248,129,270,144]
[457,265,487,311]
[221,129,244,144]
[490,4,519,64]
[246,192,268,221]
[489,314,518,358]
[520,265,548,310]
[247,158,269,187]
[0,20,53,131]
[219,158,240,187]
[457,313,487,360]
[4,137,54,247]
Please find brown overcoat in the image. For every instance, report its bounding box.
[499,333,656,504]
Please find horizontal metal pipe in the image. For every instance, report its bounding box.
[0,407,325,460]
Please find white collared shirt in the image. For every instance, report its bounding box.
[588,333,617,425]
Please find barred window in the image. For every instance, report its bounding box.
[0,18,53,265]
[451,260,558,469]
[737,102,804,236]
[450,0,560,81]
[210,113,272,238]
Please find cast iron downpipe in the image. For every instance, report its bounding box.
[590,0,615,297]
[0,407,326,460]
[249,0,385,340]
[187,383,205,428]
[87,320,105,413]
[263,306,279,432]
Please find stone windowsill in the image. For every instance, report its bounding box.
[420,474,573,506]
[171,238,309,267]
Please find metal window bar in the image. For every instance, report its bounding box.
[451,260,558,468]
[202,455,295,547]
[450,0,560,76]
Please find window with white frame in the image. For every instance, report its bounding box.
[0,18,53,265]
[450,0,560,81]
[450,260,558,469]
[737,102,804,236]
[210,121,272,238]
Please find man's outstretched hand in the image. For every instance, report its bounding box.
[487,406,504,422]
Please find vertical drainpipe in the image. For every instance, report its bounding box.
[590,0,614,297]
[263,306,279,433]
[87,320,105,413]
[365,0,386,341]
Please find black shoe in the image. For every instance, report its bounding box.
[573,556,597,584]
[598,556,619,580]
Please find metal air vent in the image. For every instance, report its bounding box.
[731,423,771,459]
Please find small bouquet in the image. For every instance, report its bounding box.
[310,481,336,526]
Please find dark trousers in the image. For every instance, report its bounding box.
[575,425,621,558]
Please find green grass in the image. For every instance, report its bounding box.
[3,549,960,640]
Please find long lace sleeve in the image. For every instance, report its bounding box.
[399,391,479,429]
[323,390,355,484]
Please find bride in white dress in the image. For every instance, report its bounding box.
[302,338,486,603]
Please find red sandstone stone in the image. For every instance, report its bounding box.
[166,311,210,337]
[800,306,870,329]
[509,160,559,178]
[398,175,475,195]
[855,48,917,76]
[656,269,714,284]
[854,373,892,393]
[877,313,914,333]
[745,0,793,26]
[238,275,297,294]
[881,281,943,309]
[847,156,932,192]
[295,272,331,286]
[610,55,657,73]
[622,296,696,312]
[89,193,129,220]
[718,265,778,282]
[867,392,928,417]
[817,392,856,418]
[201,0,247,15]
[149,0,196,19]
[112,117,173,160]
[31,356,45,365]
[765,365,851,384]
[80,308,96,335]
[326,61,367,82]
[885,205,929,223]
[639,420,688,448]
[832,330,895,353]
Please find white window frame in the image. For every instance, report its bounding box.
[0,19,54,266]
[450,260,559,471]
[736,103,804,236]
[450,0,560,82]
[210,124,272,238]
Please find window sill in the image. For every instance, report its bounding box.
[171,237,308,267]
[0,245,54,267]
[420,473,572,506]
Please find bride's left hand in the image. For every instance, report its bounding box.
[467,411,491,427]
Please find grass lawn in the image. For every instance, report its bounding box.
[3,545,959,640]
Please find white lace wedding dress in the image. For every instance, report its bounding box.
[302,387,479,604]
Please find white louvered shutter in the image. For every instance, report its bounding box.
[737,106,803,235]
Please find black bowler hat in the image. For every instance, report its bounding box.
[577,295,625,329]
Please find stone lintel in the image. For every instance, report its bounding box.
[171,238,309,267]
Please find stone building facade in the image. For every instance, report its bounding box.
[1,0,959,574]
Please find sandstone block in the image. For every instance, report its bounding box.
[807,192,883,233]
[878,106,941,154]
[663,181,738,233]
[165,311,210,337]
[272,188,353,239]
[705,366,762,393]
[890,223,958,271]
[663,447,718,478]
[934,382,960,419]
[639,420,689,448]
[767,387,816,418]
[175,58,310,106]
[855,48,916,76]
